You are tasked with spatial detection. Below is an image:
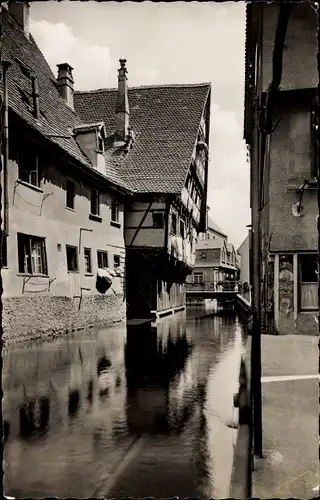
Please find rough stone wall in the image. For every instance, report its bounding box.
[2,294,125,344]
[295,312,318,335]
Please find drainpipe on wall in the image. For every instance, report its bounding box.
[2,61,11,239]
[316,5,320,340]
[251,2,291,459]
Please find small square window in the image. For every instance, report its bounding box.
[66,180,75,210]
[200,251,206,260]
[91,189,100,216]
[194,272,203,283]
[171,213,177,235]
[114,255,120,268]
[111,198,120,223]
[153,212,164,228]
[66,245,79,272]
[97,250,108,269]
[84,248,92,273]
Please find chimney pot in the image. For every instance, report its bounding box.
[57,63,74,110]
[116,58,130,140]
[8,2,30,39]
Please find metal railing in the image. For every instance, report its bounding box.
[186,280,240,292]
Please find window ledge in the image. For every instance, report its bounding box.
[67,270,80,274]
[17,179,43,193]
[286,179,317,192]
[66,206,76,213]
[111,220,121,228]
[17,273,49,278]
[89,213,102,222]
[85,273,94,277]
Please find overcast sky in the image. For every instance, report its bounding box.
[30,1,250,248]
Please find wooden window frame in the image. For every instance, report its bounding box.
[298,253,318,311]
[97,250,108,269]
[17,233,48,275]
[113,254,120,268]
[66,245,79,273]
[152,212,164,228]
[84,248,92,274]
[111,198,120,223]
[90,188,100,216]
[66,179,75,210]
[171,213,177,235]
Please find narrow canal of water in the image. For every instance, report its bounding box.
[3,303,247,499]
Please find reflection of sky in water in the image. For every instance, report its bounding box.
[4,309,247,499]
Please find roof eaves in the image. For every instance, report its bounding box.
[180,83,211,193]
[74,81,212,95]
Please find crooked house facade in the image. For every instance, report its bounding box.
[1,2,211,339]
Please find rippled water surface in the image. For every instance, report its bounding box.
[4,304,247,498]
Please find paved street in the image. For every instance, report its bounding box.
[252,334,319,498]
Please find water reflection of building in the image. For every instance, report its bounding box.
[3,324,127,448]
[125,312,233,438]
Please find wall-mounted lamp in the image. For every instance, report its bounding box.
[292,180,309,217]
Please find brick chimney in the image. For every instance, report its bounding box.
[116,59,130,140]
[57,63,74,110]
[8,2,30,39]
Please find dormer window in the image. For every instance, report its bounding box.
[73,122,106,173]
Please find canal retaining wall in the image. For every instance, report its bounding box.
[2,294,125,344]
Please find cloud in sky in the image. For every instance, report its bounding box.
[30,2,249,247]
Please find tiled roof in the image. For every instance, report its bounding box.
[2,8,131,194]
[74,82,210,194]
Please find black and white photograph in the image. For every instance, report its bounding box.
[1,0,319,498]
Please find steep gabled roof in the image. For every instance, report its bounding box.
[2,8,132,194]
[74,83,211,194]
[207,216,227,238]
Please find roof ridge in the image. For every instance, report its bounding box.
[74,82,211,95]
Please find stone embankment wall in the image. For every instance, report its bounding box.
[2,294,125,344]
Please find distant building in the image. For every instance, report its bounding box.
[74,64,211,319]
[238,233,250,287]
[1,4,130,341]
[244,2,318,334]
[188,217,239,287]
[198,215,227,242]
